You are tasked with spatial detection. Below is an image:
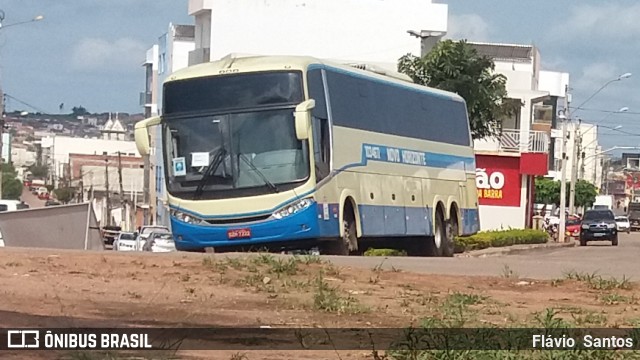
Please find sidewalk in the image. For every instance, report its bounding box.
[455,240,577,258]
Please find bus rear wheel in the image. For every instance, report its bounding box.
[428,208,453,257]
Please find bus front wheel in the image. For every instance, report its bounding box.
[322,207,359,256]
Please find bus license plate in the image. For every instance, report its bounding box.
[228,228,251,240]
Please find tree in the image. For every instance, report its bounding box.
[1,163,23,200]
[28,164,48,179]
[572,180,598,208]
[398,40,520,139]
[71,106,89,117]
[535,177,598,209]
[53,187,75,204]
[535,177,560,205]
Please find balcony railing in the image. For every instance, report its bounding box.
[474,129,550,154]
[498,129,549,153]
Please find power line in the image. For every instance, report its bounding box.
[570,106,640,116]
[3,93,50,114]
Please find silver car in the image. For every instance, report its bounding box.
[616,216,631,234]
[142,232,177,253]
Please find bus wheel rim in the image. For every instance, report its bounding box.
[434,222,442,248]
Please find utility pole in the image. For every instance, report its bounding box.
[558,85,570,243]
[0,92,4,200]
[104,157,111,227]
[569,120,581,214]
[117,151,126,230]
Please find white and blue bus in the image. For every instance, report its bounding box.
[135,55,480,256]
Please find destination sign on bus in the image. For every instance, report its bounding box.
[363,144,427,166]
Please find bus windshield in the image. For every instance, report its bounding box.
[164,108,309,199]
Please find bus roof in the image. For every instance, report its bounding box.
[165,54,466,104]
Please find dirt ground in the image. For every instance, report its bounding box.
[1,247,640,360]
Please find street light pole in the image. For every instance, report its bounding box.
[569,119,581,215]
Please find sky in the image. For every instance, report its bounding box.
[1,0,639,153]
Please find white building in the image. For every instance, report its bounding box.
[549,122,603,186]
[1,133,10,164]
[10,146,37,167]
[39,136,140,187]
[143,24,195,226]
[468,43,570,231]
[187,0,448,69]
[157,23,195,115]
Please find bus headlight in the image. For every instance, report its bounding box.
[272,198,315,220]
[170,209,208,225]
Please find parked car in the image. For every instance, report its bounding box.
[114,232,137,252]
[565,216,582,239]
[0,200,29,212]
[45,200,61,207]
[579,209,618,247]
[142,232,177,253]
[615,216,631,234]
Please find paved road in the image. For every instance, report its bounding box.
[20,186,45,209]
[323,232,640,280]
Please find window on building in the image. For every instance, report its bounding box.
[628,158,640,169]
[533,104,553,124]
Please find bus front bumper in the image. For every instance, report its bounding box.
[170,203,336,251]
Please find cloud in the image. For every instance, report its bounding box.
[70,37,147,73]
[573,62,625,92]
[552,3,640,41]
[446,14,491,42]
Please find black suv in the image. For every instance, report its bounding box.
[579,209,618,246]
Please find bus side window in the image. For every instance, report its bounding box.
[312,116,330,181]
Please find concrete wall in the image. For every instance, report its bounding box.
[478,174,528,230]
[539,71,570,97]
[189,0,447,68]
[81,166,144,193]
[0,203,103,250]
[11,147,37,167]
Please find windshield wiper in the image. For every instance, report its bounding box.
[238,153,279,193]
[193,147,227,200]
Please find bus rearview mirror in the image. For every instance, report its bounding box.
[134,116,161,156]
[294,99,315,140]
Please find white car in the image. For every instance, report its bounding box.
[615,216,631,234]
[114,232,137,252]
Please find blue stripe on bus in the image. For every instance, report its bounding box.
[171,203,479,250]
[339,143,475,172]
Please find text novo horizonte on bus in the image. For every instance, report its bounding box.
[364,145,427,166]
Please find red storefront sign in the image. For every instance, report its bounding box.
[626,173,640,191]
[475,155,522,207]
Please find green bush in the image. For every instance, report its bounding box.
[454,229,548,253]
[364,248,408,257]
